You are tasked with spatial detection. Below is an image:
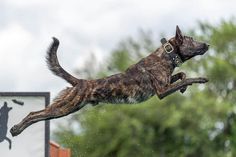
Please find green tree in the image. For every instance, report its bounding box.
[53,19,236,157]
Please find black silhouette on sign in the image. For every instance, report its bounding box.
[0,102,12,149]
[12,99,24,106]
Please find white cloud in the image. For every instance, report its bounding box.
[0,24,33,89]
[0,24,32,56]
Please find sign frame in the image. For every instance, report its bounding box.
[0,92,50,157]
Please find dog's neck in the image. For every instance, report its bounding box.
[154,46,182,71]
[158,38,183,68]
[167,51,183,67]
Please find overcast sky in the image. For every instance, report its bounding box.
[0,0,235,96]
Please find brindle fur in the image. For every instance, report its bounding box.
[10,26,209,136]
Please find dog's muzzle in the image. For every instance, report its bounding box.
[198,43,209,55]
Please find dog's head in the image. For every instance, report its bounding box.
[170,26,209,62]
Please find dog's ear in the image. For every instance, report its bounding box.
[175,25,183,45]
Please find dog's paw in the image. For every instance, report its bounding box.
[180,86,187,93]
[198,77,209,83]
[10,125,20,137]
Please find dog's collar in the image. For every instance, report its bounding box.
[161,38,183,67]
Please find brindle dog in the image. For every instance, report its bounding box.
[10,26,209,136]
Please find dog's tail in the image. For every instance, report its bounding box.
[46,37,82,86]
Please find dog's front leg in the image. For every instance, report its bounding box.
[156,77,208,99]
[171,72,187,93]
[170,72,186,83]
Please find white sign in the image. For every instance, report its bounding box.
[0,92,50,157]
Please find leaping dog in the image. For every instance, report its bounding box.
[10,26,209,136]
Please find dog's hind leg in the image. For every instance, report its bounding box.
[5,137,12,149]
[10,85,88,136]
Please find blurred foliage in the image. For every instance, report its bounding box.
[53,19,236,157]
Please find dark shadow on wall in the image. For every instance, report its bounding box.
[0,102,12,150]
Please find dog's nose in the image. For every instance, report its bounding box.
[204,43,210,50]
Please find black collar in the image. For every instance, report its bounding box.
[161,38,183,67]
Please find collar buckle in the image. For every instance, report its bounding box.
[161,38,174,53]
[161,38,183,67]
